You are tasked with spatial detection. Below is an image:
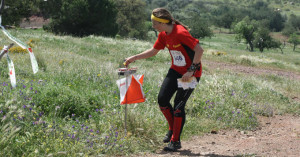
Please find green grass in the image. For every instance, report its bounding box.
[201,33,300,72]
[0,28,299,156]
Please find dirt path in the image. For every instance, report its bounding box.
[205,60,300,102]
[204,61,300,80]
[141,115,300,157]
[137,62,300,157]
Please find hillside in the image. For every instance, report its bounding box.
[0,28,299,156]
[144,0,300,16]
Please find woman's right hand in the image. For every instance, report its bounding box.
[123,56,136,67]
[123,48,159,67]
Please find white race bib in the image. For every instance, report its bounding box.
[170,50,186,66]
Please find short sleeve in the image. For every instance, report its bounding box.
[153,32,166,50]
[179,29,199,50]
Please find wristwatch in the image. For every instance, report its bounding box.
[187,63,201,72]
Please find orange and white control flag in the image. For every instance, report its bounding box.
[116,75,145,105]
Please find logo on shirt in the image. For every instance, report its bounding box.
[173,44,181,48]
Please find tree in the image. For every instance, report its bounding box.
[288,14,300,30]
[0,0,39,26]
[152,0,168,7]
[288,33,300,51]
[234,17,257,51]
[254,27,271,52]
[268,11,285,32]
[248,1,285,32]
[41,0,118,37]
[212,5,244,30]
[282,23,297,36]
[283,14,300,36]
[184,14,213,39]
[254,27,282,52]
[215,11,237,29]
[115,0,148,39]
[251,0,268,10]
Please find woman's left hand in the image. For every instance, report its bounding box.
[181,71,194,82]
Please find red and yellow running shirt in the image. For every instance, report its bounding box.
[153,24,202,77]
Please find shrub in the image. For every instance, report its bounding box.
[41,0,118,37]
[0,46,26,53]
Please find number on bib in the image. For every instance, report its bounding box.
[170,50,186,66]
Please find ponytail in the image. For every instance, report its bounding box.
[173,19,190,31]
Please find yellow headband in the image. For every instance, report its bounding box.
[151,14,170,23]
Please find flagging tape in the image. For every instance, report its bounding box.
[0,46,6,56]
[0,16,38,74]
[6,53,16,87]
[1,26,27,49]
[27,47,38,74]
[1,45,16,88]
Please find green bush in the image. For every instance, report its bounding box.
[33,85,90,118]
[41,0,118,37]
[0,0,37,26]
[115,0,148,39]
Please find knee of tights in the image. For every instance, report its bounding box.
[158,103,169,108]
[174,109,185,117]
[157,96,169,107]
